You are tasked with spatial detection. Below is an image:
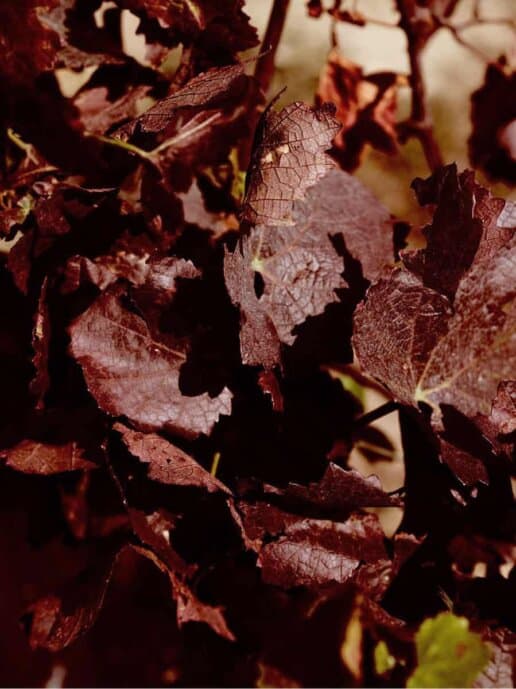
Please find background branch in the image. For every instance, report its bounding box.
[255,0,291,95]
[395,0,444,171]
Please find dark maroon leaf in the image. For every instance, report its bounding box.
[353,269,452,407]
[124,64,249,136]
[74,84,152,136]
[437,437,488,486]
[235,500,306,547]
[130,544,234,640]
[242,102,340,227]
[0,409,103,474]
[28,548,119,651]
[257,512,388,590]
[354,168,515,427]
[410,165,509,299]
[475,628,515,688]
[117,0,258,58]
[412,237,515,422]
[69,287,232,439]
[316,49,400,171]
[114,423,230,493]
[489,381,516,436]
[226,175,377,366]
[266,462,402,515]
[30,277,51,407]
[2,437,96,475]
[469,60,516,185]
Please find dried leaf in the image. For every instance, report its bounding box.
[114,423,230,493]
[69,287,232,439]
[242,102,340,227]
[354,167,515,427]
[317,49,400,170]
[266,462,402,516]
[257,512,389,590]
[469,60,516,185]
[28,548,119,651]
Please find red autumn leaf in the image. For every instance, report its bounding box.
[117,0,258,58]
[264,462,402,515]
[0,409,103,474]
[242,102,340,227]
[69,286,232,439]
[469,60,516,185]
[316,49,400,171]
[114,422,230,493]
[354,166,515,427]
[226,103,393,368]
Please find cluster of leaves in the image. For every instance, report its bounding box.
[0,0,514,687]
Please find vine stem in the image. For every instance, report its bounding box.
[354,401,398,428]
[395,0,444,171]
[254,0,291,95]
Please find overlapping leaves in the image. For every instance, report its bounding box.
[0,2,514,686]
[354,165,515,428]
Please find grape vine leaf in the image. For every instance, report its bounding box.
[354,166,515,426]
[316,49,400,171]
[263,462,402,516]
[242,102,340,227]
[407,612,490,689]
[0,409,104,475]
[27,549,119,651]
[114,423,230,493]
[226,103,393,368]
[117,0,258,58]
[469,59,516,185]
[69,260,233,439]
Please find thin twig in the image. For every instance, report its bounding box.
[443,23,493,63]
[354,401,398,428]
[7,128,40,164]
[395,0,444,171]
[454,17,516,31]
[255,0,291,95]
[12,165,58,184]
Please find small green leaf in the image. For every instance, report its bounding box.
[407,612,491,688]
[325,368,365,404]
[229,147,246,202]
[375,640,396,675]
[340,599,363,680]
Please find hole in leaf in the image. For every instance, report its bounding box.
[254,271,264,299]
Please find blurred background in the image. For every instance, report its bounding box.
[246,0,515,223]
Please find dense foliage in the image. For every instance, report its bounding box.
[0,0,514,686]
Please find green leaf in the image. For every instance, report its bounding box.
[407,612,491,689]
[375,640,396,675]
[325,367,365,404]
